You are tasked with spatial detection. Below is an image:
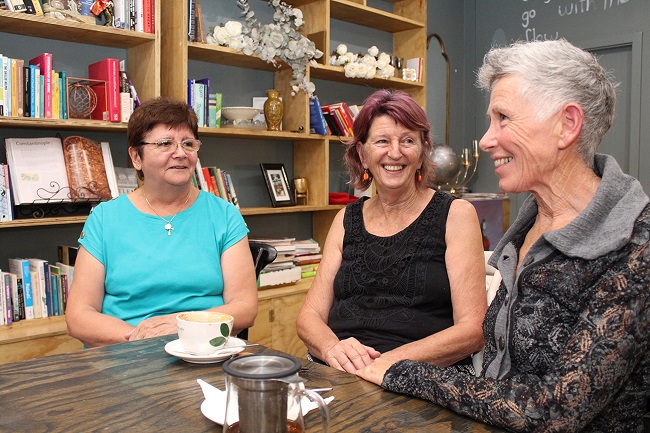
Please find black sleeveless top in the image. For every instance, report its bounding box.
[328,191,462,356]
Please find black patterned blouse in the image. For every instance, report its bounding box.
[381,155,650,432]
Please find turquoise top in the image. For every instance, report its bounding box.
[79,191,249,326]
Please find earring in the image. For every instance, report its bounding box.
[363,168,371,182]
[416,169,422,183]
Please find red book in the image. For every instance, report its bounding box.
[201,166,218,196]
[330,102,355,136]
[28,53,52,118]
[142,0,153,33]
[88,58,120,122]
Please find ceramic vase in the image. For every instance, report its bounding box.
[263,89,283,131]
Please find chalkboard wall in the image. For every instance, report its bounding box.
[428,0,650,219]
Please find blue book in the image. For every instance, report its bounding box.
[8,258,34,320]
[187,78,195,111]
[29,65,38,118]
[59,70,67,119]
[195,78,210,126]
[309,95,328,135]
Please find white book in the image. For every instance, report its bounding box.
[258,265,301,288]
[0,163,13,222]
[114,166,138,195]
[0,271,6,325]
[100,142,119,198]
[112,0,127,28]
[8,258,34,320]
[4,137,71,204]
[194,158,209,191]
[28,258,49,318]
[5,0,28,13]
[134,0,144,32]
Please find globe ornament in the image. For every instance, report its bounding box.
[431,143,461,185]
[68,82,98,119]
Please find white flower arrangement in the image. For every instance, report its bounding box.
[330,44,395,79]
[206,0,323,96]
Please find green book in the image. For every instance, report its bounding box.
[208,92,222,128]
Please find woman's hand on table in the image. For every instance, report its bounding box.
[126,315,177,341]
[356,356,395,385]
[323,337,381,373]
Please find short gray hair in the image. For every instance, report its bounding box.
[476,39,617,166]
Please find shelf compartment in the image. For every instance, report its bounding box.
[198,126,320,141]
[0,206,344,229]
[310,64,424,89]
[330,0,424,32]
[0,10,155,48]
[0,117,127,132]
[189,43,280,72]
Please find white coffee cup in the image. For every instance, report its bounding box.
[176,311,234,355]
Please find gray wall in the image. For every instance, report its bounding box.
[428,0,649,221]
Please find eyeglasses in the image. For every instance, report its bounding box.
[368,138,421,149]
[140,138,202,153]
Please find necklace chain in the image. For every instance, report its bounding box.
[143,190,193,236]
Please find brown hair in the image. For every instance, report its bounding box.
[127,97,199,180]
[344,90,434,190]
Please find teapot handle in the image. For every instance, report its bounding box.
[299,389,330,433]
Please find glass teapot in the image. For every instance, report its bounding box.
[222,354,330,433]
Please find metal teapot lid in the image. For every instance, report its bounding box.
[222,354,301,379]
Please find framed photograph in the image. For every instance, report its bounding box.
[260,163,295,207]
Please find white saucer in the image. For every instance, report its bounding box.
[165,337,246,364]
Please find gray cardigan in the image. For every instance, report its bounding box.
[382,154,650,433]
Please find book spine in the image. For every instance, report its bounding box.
[88,58,121,122]
[3,274,11,324]
[28,53,52,118]
[225,172,240,209]
[309,95,328,135]
[20,261,34,319]
[0,164,11,222]
[22,65,30,117]
[0,56,5,116]
[214,92,222,127]
[11,58,24,116]
[6,0,28,12]
[193,82,205,127]
[10,274,20,322]
[208,93,217,128]
[2,55,10,116]
[59,70,67,119]
[29,65,38,118]
[112,0,126,28]
[51,70,59,119]
[134,0,143,32]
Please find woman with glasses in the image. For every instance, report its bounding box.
[66,97,258,348]
[296,89,487,373]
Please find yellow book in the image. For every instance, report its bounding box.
[52,70,60,119]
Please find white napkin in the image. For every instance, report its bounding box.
[197,378,334,425]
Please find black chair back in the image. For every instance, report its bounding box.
[249,242,278,277]
[238,242,277,340]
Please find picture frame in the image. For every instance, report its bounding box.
[260,163,295,207]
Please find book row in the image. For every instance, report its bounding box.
[1,0,155,34]
[248,237,322,287]
[309,96,360,137]
[1,136,129,220]
[0,53,139,123]
[188,78,222,128]
[193,159,239,209]
[0,245,77,325]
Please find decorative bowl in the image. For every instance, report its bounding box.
[221,107,261,122]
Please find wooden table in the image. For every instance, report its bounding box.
[0,335,506,432]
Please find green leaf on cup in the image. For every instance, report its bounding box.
[210,336,227,347]
[220,323,230,337]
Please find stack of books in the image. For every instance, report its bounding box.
[248,237,301,288]
[292,239,321,278]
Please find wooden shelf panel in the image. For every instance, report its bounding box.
[257,277,312,301]
[0,206,344,228]
[0,117,127,132]
[311,64,424,89]
[198,126,320,140]
[0,315,68,345]
[0,10,154,48]
[330,0,424,32]
[241,205,343,216]
[189,43,279,72]
[0,216,88,229]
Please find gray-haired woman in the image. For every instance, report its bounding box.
[358,39,649,433]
